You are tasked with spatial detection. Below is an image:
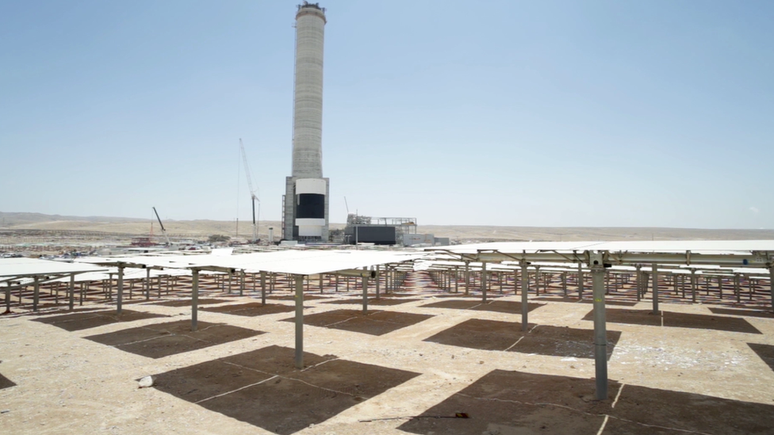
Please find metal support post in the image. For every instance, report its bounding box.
[562,272,567,296]
[240,270,245,296]
[535,267,540,296]
[5,282,11,313]
[520,260,529,332]
[578,263,584,299]
[191,269,199,331]
[464,261,470,296]
[590,253,608,400]
[769,266,774,313]
[454,267,459,293]
[68,274,75,310]
[481,263,487,303]
[691,270,697,303]
[260,271,267,305]
[362,270,369,313]
[375,266,380,299]
[734,273,742,303]
[635,266,642,301]
[652,264,659,314]
[295,274,304,369]
[33,276,40,312]
[116,266,125,314]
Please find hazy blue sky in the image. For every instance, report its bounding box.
[1,1,772,228]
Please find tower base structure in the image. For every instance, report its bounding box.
[283,176,329,242]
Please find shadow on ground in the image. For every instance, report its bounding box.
[33,309,167,331]
[267,294,326,301]
[152,298,229,307]
[537,296,638,307]
[201,303,295,316]
[153,345,419,435]
[321,298,420,306]
[424,318,620,359]
[0,373,15,389]
[748,343,774,372]
[84,320,263,358]
[709,307,774,319]
[398,369,774,435]
[582,309,762,334]
[281,309,433,336]
[421,300,545,313]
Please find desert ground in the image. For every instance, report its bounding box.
[2,211,774,255]
[2,266,774,434]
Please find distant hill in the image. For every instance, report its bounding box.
[1,211,773,241]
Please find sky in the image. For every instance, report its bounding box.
[1,0,773,229]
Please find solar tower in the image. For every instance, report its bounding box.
[283,2,329,241]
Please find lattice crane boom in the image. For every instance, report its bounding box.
[239,139,260,243]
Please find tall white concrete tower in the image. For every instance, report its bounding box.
[283,2,329,241]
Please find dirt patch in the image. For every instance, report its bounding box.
[516,325,621,359]
[200,302,295,317]
[748,343,774,372]
[84,320,263,358]
[321,298,420,306]
[584,309,762,334]
[33,309,167,331]
[283,309,434,336]
[152,298,230,307]
[153,345,420,435]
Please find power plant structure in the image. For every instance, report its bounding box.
[282,2,329,242]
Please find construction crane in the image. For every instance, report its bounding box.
[152,206,171,246]
[240,139,260,243]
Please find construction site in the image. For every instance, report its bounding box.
[2,240,774,434]
[3,2,774,434]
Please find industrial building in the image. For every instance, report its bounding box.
[342,214,450,247]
